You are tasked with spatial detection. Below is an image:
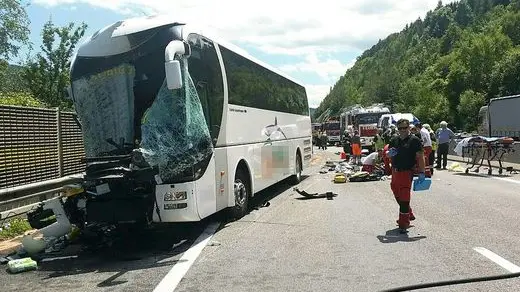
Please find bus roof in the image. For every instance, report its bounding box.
[90,14,306,88]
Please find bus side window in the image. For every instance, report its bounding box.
[187,34,225,146]
[196,81,211,129]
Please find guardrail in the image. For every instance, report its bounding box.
[0,174,83,220]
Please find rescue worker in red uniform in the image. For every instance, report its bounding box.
[386,119,425,232]
[382,144,392,175]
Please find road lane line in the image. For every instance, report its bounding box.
[491,176,520,185]
[461,171,520,185]
[474,247,520,273]
[153,222,221,292]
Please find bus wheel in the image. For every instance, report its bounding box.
[290,153,302,185]
[230,170,249,219]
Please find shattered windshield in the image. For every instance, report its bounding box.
[72,57,213,182]
[139,59,213,182]
[72,64,136,157]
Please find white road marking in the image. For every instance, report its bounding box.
[491,176,520,185]
[153,222,221,292]
[41,255,78,262]
[460,171,520,185]
[474,247,520,273]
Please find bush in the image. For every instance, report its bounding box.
[0,91,46,107]
[0,218,33,240]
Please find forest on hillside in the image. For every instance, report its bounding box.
[314,0,520,131]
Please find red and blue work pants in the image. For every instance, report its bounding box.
[423,146,432,177]
[391,169,414,229]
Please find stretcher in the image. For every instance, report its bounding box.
[454,136,515,175]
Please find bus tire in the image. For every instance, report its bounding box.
[229,169,250,219]
[290,153,302,185]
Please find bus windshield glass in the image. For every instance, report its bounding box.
[71,30,213,182]
[324,122,340,130]
[355,113,382,124]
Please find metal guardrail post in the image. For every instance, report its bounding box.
[56,107,64,178]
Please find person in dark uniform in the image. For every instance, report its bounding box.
[386,118,425,232]
[321,133,328,150]
[342,130,351,157]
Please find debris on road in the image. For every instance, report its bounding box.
[318,159,389,183]
[293,187,338,200]
[6,257,38,273]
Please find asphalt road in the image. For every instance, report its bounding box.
[2,146,520,292]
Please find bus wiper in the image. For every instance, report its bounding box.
[381,271,520,291]
[105,138,134,155]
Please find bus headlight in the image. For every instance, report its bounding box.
[164,191,187,201]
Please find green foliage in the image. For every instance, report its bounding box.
[0,62,28,93]
[315,0,520,131]
[0,218,32,240]
[0,91,45,107]
[489,47,520,96]
[0,0,30,61]
[23,20,87,109]
[457,90,486,131]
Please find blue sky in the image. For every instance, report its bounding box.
[24,0,454,108]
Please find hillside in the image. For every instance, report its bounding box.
[315,0,520,131]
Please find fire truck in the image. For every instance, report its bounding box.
[322,117,341,145]
[340,104,390,151]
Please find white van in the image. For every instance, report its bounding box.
[378,113,420,130]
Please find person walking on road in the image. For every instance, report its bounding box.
[416,122,432,177]
[374,128,385,152]
[435,121,454,170]
[321,133,329,150]
[342,130,352,157]
[423,124,436,175]
[383,124,397,144]
[386,118,425,232]
[351,131,362,165]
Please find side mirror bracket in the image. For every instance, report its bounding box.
[164,40,191,90]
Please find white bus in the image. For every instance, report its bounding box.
[65,15,312,227]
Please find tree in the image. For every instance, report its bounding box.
[489,48,520,97]
[0,64,27,93]
[501,11,520,45]
[457,90,486,131]
[0,0,30,61]
[455,0,474,26]
[23,20,87,109]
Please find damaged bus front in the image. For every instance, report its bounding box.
[53,19,214,229]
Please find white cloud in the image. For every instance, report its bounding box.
[306,85,333,109]
[33,0,458,107]
[280,53,355,83]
